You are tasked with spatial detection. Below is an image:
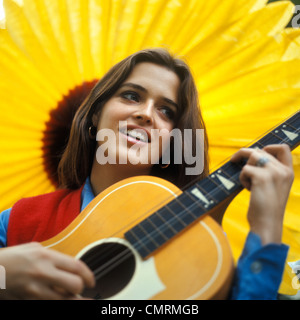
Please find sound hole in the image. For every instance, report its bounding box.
[79,241,136,299]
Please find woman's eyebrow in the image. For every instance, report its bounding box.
[121,82,147,92]
[120,82,178,109]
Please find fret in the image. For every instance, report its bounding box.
[191,174,229,207]
[146,211,178,240]
[286,113,300,150]
[132,224,158,254]
[214,167,240,186]
[173,194,200,221]
[125,228,151,258]
[254,131,284,147]
[273,127,299,146]
[124,111,300,259]
[172,194,201,221]
[127,215,174,257]
[138,219,164,248]
[286,112,300,129]
[194,180,219,203]
[127,194,206,258]
[277,128,299,142]
[283,122,297,131]
[125,207,182,258]
[251,112,300,150]
[199,174,231,196]
[221,161,242,176]
[146,216,169,242]
[254,140,265,148]
[271,131,293,147]
[190,175,231,210]
[154,211,178,237]
[250,142,264,149]
[185,187,209,212]
[220,162,243,187]
[164,201,188,227]
[158,206,186,234]
[158,205,187,233]
[210,172,235,191]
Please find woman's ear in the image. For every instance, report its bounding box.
[92,113,98,128]
[91,102,104,127]
[92,113,99,127]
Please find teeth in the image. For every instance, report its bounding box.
[124,129,149,142]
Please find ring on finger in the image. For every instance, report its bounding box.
[255,156,270,167]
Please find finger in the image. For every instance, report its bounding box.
[36,287,70,300]
[47,250,95,289]
[244,150,272,167]
[239,163,270,190]
[230,148,272,167]
[23,282,69,300]
[263,144,293,168]
[230,147,260,163]
[46,268,88,295]
[231,144,292,167]
[239,164,261,191]
[230,148,246,163]
[52,285,94,300]
[239,165,252,191]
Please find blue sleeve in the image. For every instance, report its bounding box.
[0,208,11,248]
[230,232,289,300]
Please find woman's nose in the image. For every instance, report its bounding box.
[134,101,154,125]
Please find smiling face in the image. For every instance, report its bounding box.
[58,48,209,191]
[93,62,180,172]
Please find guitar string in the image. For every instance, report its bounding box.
[82,124,300,280]
[81,163,243,272]
[87,171,245,281]
[81,152,246,268]
[86,246,133,280]
[82,124,300,276]
[86,147,300,283]
[84,119,298,260]
[89,136,294,282]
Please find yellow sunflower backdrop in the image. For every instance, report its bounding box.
[0,0,299,296]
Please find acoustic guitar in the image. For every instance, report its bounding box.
[42,111,300,300]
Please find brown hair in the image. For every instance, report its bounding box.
[58,48,209,190]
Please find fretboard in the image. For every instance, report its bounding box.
[125,111,300,258]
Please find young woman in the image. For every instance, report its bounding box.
[0,48,294,299]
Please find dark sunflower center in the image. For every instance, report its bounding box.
[42,80,98,187]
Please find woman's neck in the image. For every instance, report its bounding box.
[90,159,152,196]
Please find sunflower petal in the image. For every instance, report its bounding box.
[0,0,300,296]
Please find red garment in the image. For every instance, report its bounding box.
[7,186,83,246]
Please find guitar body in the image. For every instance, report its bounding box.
[42,176,234,300]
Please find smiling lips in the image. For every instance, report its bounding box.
[119,126,151,143]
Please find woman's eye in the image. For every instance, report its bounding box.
[122,91,139,102]
[160,106,175,120]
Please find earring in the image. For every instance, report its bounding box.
[160,163,170,169]
[89,126,97,139]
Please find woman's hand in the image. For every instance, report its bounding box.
[0,242,95,299]
[231,144,294,245]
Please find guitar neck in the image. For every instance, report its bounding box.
[248,111,300,151]
[188,110,300,210]
[125,111,300,258]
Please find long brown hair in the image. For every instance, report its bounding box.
[58,48,209,190]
